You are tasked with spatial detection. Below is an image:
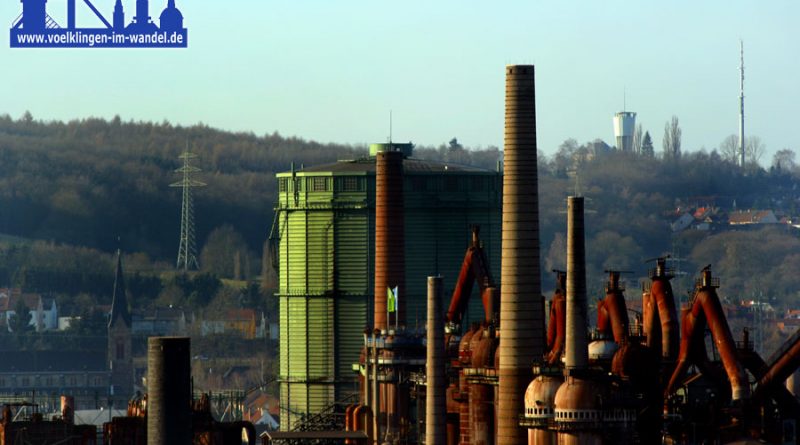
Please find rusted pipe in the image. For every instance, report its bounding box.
[665,269,749,401]
[497,64,544,445]
[447,249,477,326]
[374,149,405,331]
[544,272,566,366]
[427,276,447,445]
[754,330,800,401]
[650,259,679,362]
[596,271,630,344]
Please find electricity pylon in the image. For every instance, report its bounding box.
[170,148,206,271]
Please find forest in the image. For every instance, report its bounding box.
[0,113,799,321]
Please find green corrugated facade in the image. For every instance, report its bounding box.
[273,156,501,430]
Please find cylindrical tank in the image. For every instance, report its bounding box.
[470,330,498,445]
[147,337,192,445]
[498,63,544,445]
[374,149,405,331]
[61,395,75,425]
[524,374,562,445]
[426,276,447,445]
[553,377,603,445]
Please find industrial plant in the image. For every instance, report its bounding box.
[267,65,800,445]
[1,63,798,445]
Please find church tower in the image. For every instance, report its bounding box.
[108,250,133,407]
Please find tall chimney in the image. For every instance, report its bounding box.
[497,64,544,445]
[374,150,405,330]
[565,197,588,370]
[426,276,446,445]
[147,337,192,445]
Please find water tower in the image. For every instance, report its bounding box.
[613,111,636,152]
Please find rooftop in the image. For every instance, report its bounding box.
[281,157,497,176]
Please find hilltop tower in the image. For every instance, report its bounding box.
[171,149,205,271]
[108,250,133,406]
[613,111,637,152]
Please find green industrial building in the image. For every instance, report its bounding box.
[271,143,502,429]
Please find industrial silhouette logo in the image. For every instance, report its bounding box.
[11,0,188,48]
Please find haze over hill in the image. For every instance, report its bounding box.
[0,114,799,314]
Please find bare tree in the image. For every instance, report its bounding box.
[772,149,796,172]
[746,136,766,166]
[632,123,643,154]
[662,116,681,160]
[719,134,739,163]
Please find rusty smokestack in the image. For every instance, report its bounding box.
[497,64,544,445]
[374,149,405,331]
[565,196,588,370]
[426,276,446,445]
[147,337,192,445]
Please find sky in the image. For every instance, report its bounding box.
[1,1,798,160]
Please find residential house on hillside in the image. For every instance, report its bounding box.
[201,309,266,339]
[131,307,193,336]
[0,289,58,332]
[728,209,779,226]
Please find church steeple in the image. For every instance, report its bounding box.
[108,250,131,329]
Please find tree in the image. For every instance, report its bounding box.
[632,123,643,154]
[719,134,740,163]
[261,240,278,292]
[8,298,32,333]
[200,225,253,280]
[641,131,654,157]
[746,136,766,166]
[662,116,682,160]
[772,149,796,172]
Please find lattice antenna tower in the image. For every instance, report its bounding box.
[170,143,206,271]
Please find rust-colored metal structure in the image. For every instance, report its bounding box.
[596,271,631,344]
[544,271,566,366]
[0,403,96,445]
[498,63,544,445]
[374,149,405,331]
[666,267,750,401]
[446,226,497,327]
[643,257,679,367]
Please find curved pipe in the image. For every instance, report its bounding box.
[596,290,629,343]
[447,249,476,325]
[446,228,496,326]
[665,288,749,400]
[753,330,800,401]
[643,289,662,355]
[544,289,566,365]
[650,278,679,362]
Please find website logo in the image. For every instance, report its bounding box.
[11,0,188,48]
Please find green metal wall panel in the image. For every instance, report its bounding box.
[275,163,501,430]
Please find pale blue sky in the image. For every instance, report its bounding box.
[1,1,798,160]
